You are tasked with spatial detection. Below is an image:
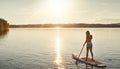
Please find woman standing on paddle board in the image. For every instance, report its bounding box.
[83,31,94,61]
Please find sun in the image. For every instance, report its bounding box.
[47,0,68,16]
[33,0,70,18]
[28,0,73,24]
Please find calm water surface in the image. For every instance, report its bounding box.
[0,28,120,69]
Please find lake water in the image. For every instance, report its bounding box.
[0,28,120,69]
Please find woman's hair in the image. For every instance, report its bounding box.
[86,31,92,39]
[86,31,90,35]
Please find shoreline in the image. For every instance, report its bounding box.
[10,23,120,28]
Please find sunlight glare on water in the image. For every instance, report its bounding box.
[54,30,64,69]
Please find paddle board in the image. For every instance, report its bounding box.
[72,54,106,68]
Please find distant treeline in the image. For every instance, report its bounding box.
[0,18,9,31]
[10,23,120,28]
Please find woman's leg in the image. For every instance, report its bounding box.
[86,47,89,61]
[90,47,93,60]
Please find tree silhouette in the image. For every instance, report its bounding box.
[0,18,9,31]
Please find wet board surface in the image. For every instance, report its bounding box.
[72,54,106,68]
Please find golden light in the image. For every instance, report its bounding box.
[54,27,61,29]
[26,0,74,24]
[34,0,72,17]
[55,34,61,64]
[47,0,68,16]
[54,31,64,69]
[24,0,88,24]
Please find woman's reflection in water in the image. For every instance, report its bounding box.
[76,63,93,69]
[76,63,106,69]
[85,64,93,69]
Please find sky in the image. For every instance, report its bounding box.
[0,0,120,24]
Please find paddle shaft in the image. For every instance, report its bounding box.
[78,45,84,58]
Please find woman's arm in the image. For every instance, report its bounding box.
[83,35,88,46]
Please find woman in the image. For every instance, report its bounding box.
[83,31,94,61]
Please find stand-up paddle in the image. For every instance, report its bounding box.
[78,45,84,58]
[72,54,106,68]
[72,31,106,68]
[75,45,84,65]
[72,45,106,68]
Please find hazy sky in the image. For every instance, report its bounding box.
[0,0,120,24]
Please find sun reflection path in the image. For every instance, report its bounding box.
[54,30,64,69]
